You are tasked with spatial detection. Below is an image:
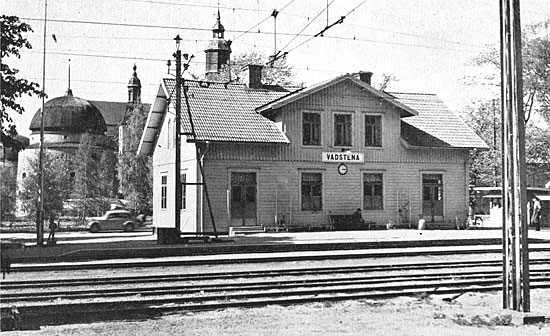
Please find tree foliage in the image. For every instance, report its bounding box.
[473,19,550,125]
[1,15,43,139]
[72,134,116,217]
[461,101,501,186]
[206,51,297,86]
[0,165,17,220]
[463,20,550,187]
[462,98,550,187]
[117,104,152,213]
[19,151,73,220]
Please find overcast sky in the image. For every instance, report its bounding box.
[4,0,550,136]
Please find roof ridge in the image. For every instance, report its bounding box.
[388,91,437,96]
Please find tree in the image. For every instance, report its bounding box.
[473,19,550,125]
[375,73,399,91]
[1,15,43,140]
[462,98,550,187]
[463,20,550,186]
[73,133,104,217]
[117,104,153,214]
[0,165,17,220]
[19,151,73,220]
[207,51,297,86]
[461,100,502,186]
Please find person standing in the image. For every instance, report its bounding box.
[531,198,542,231]
[47,214,58,245]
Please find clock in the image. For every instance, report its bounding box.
[338,163,348,175]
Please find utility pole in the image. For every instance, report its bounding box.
[166,36,219,243]
[492,99,498,187]
[272,9,279,59]
[37,0,48,247]
[174,35,182,241]
[500,0,529,312]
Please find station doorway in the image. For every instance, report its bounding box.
[422,174,444,222]
[230,172,257,226]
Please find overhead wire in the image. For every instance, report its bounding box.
[273,0,367,62]
[233,0,297,42]
[276,0,335,56]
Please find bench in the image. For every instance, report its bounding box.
[330,214,369,231]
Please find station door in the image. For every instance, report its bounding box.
[422,174,443,222]
[230,172,257,226]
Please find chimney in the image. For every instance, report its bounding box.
[358,71,373,85]
[242,64,263,89]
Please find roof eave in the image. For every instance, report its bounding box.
[137,83,169,157]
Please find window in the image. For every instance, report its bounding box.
[301,172,322,211]
[181,173,186,210]
[334,114,352,147]
[161,175,167,209]
[302,112,321,146]
[363,173,383,210]
[365,115,382,147]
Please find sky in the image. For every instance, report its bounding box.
[3,0,550,137]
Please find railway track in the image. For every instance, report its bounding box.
[2,258,550,330]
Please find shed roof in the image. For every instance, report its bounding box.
[391,92,489,149]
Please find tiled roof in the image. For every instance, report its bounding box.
[390,92,489,149]
[163,79,290,143]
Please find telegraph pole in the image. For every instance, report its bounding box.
[500,0,529,312]
[37,0,48,247]
[174,35,182,239]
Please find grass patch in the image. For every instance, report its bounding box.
[452,313,514,328]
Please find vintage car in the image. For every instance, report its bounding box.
[88,210,146,233]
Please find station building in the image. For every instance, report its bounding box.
[138,67,488,238]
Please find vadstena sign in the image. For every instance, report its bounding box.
[322,152,364,163]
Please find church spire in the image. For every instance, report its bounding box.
[204,9,232,80]
[127,63,141,104]
[66,59,73,96]
[213,9,224,38]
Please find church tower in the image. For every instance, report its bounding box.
[128,64,141,104]
[204,10,232,80]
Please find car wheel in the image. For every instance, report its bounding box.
[90,223,100,233]
[474,217,483,228]
[124,223,135,232]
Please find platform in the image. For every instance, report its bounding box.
[1,229,549,264]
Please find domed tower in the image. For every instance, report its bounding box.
[204,9,232,80]
[128,64,141,104]
[17,89,111,215]
[29,90,107,142]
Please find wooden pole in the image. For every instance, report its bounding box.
[500,0,530,312]
[174,36,182,236]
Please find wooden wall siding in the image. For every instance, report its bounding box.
[152,109,199,230]
[205,82,468,164]
[198,158,469,232]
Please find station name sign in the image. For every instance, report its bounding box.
[322,152,364,163]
